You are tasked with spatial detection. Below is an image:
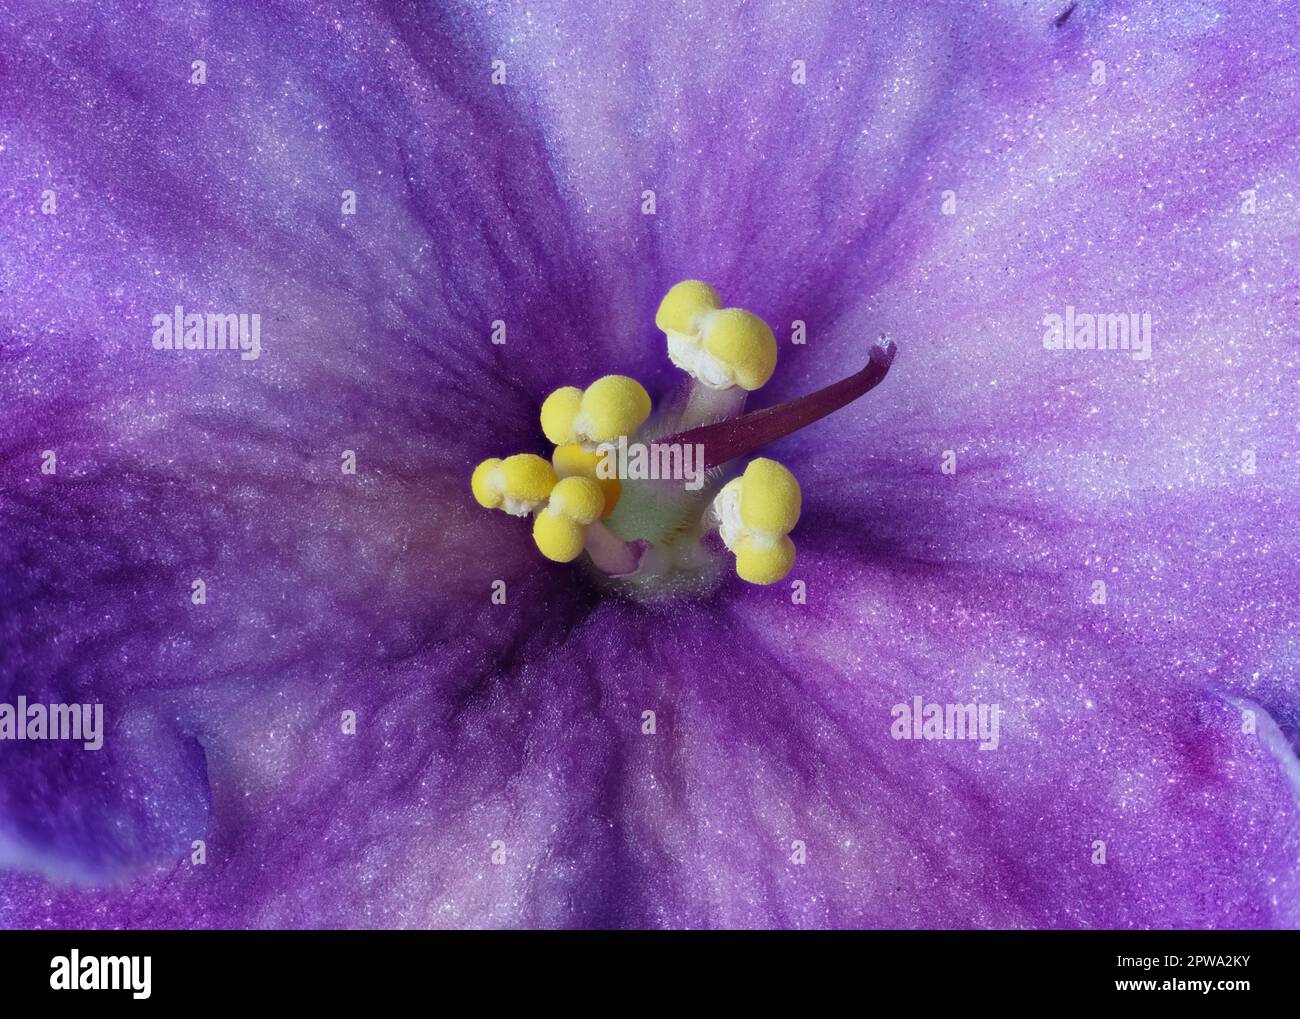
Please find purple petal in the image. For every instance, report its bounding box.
[2,0,1297,930]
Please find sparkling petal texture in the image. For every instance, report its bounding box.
[1,0,1297,927]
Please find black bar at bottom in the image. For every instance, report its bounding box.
[0,929,1292,1005]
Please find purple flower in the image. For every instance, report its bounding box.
[1,0,1298,929]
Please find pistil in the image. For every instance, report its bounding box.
[660,336,897,471]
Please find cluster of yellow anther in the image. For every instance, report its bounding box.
[532,476,606,562]
[712,457,802,584]
[552,443,621,517]
[655,280,777,391]
[472,375,648,564]
[473,453,611,563]
[540,375,651,449]
[471,282,813,588]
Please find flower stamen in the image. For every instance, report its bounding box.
[471,454,558,516]
[583,519,644,576]
[540,375,652,450]
[552,443,621,517]
[711,457,801,584]
[531,475,605,561]
[656,280,777,429]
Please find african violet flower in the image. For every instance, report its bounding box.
[1,0,1298,929]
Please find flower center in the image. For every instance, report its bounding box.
[470,281,897,599]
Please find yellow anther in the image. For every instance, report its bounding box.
[657,280,776,392]
[541,375,651,448]
[547,476,605,526]
[738,457,801,533]
[552,443,621,517]
[702,308,777,391]
[540,386,583,446]
[655,279,721,335]
[499,454,559,505]
[575,375,651,444]
[471,457,503,509]
[734,534,797,586]
[712,457,801,585]
[470,453,558,516]
[533,511,586,562]
[532,475,606,562]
